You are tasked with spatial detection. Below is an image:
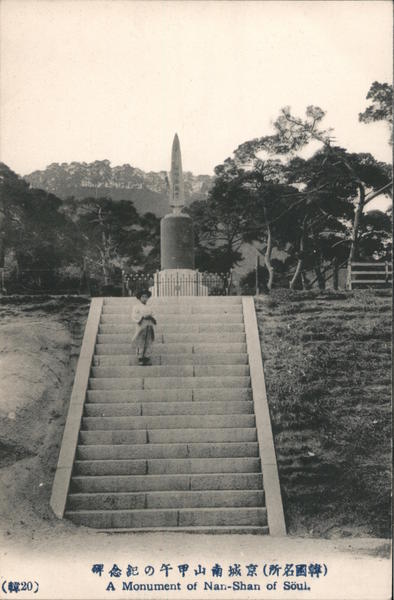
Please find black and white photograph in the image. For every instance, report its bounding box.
[0,1,392,599]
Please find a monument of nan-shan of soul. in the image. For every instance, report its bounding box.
[152,134,208,295]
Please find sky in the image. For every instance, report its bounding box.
[0,0,392,178]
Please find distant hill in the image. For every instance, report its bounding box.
[24,160,213,217]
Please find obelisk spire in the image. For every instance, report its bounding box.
[170,133,185,214]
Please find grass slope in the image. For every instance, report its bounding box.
[256,289,391,538]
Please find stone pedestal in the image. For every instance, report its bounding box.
[161,213,194,270]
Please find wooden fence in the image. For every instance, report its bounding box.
[348,261,392,290]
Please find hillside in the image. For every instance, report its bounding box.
[0,296,90,542]
[256,289,392,538]
[24,161,213,217]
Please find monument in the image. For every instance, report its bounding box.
[152,134,207,296]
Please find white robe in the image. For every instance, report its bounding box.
[131,301,156,356]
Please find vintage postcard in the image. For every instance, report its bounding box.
[0,1,392,599]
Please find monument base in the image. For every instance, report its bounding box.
[151,269,208,297]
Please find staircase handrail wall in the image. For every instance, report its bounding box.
[50,297,104,518]
[242,297,286,536]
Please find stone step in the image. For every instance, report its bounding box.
[99,323,244,333]
[101,306,243,324]
[104,295,242,300]
[79,427,257,445]
[104,297,242,303]
[73,457,261,476]
[91,365,250,378]
[101,304,243,319]
[93,526,269,534]
[95,342,247,355]
[103,297,242,307]
[97,333,246,344]
[65,506,267,529]
[93,353,248,366]
[152,306,243,314]
[101,311,242,323]
[84,400,254,417]
[88,376,251,390]
[67,489,265,511]
[86,388,252,403]
[148,298,241,302]
[82,414,255,430]
[76,441,259,460]
[70,472,263,493]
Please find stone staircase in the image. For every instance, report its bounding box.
[61,296,273,533]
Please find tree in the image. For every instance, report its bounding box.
[241,106,391,288]
[357,209,392,261]
[0,163,30,274]
[208,103,391,290]
[234,118,355,289]
[0,163,78,292]
[14,188,78,270]
[187,160,255,273]
[241,169,302,290]
[189,153,303,288]
[88,160,112,198]
[137,211,161,273]
[359,81,393,144]
[288,147,390,287]
[233,107,335,288]
[65,196,160,286]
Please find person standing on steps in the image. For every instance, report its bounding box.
[132,289,156,365]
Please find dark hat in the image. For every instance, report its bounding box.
[136,289,152,299]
